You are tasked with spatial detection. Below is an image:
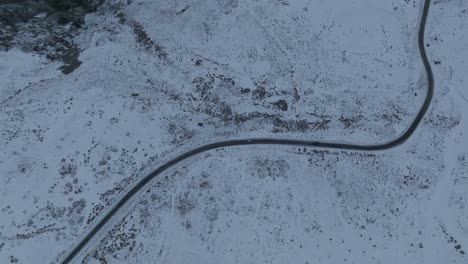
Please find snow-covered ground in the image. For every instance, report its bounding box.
[0,0,466,263]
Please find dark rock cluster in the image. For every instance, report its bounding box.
[0,0,103,73]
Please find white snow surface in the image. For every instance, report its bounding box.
[0,0,467,263]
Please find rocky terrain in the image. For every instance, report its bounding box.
[1,0,103,73]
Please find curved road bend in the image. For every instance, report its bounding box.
[61,0,433,263]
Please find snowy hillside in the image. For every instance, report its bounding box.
[0,0,467,263]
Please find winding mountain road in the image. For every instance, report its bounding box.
[61,0,434,262]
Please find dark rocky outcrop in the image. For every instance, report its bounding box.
[0,0,103,74]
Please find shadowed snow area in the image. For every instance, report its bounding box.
[0,0,467,263]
